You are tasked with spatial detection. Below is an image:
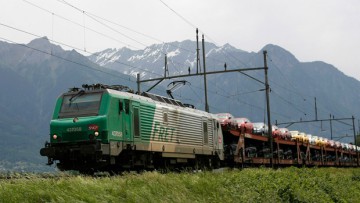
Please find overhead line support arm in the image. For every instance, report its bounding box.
[138,67,265,83]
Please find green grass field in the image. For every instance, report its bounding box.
[1,167,360,202]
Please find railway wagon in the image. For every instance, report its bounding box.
[225,128,359,167]
[40,84,224,172]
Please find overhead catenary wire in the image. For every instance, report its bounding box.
[54,0,196,59]
[84,10,195,54]
[42,0,259,83]
[0,36,131,81]
[160,63,272,116]
[223,48,333,122]
[227,89,266,97]
[0,36,171,95]
[167,51,291,119]
[82,10,86,52]
[157,0,272,99]
[158,0,197,30]
[165,55,271,116]
[56,0,163,47]
[271,89,308,116]
[18,0,193,78]
[189,80,291,119]
[3,5,260,112]
[266,53,350,120]
[335,119,353,127]
[160,53,272,117]
[157,1,233,59]
[267,55,344,119]
[23,0,142,50]
[267,54,308,100]
[61,0,202,75]
[0,22,164,78]
[57,0,148,48]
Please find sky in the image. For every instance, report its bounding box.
[0,0,359,80]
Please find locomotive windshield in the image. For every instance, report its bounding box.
[58,92,103,118]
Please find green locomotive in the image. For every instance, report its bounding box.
[40,84,224,172]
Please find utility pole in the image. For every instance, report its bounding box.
[137,73,140,94]
[330,114,333,140]
[164,54,169,78]
[196,28,201,74]
[263,50,273,168]
[315,97,318,120]
[202,34,209,113]
[352,116,359,166]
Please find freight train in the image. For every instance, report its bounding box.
[40,84,359,173]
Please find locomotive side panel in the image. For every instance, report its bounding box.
[139,101,217,156]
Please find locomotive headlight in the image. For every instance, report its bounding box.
[53,134,58,140]
[94,131,99,137]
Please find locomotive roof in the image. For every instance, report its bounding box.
[67,84,217,119]
[141,92,185,108]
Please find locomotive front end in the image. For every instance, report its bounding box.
[40,88,110,171]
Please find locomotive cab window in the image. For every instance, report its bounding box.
[124,99,130,114]
[59,92,102,118]
[119,100,123,114]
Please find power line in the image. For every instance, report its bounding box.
[56,0,155,43]
[55,0,258,80]
[157,0,254,79]
[57,0,148,48]
[0,16,217,98]
[84,10,195,54]
[271,89,308,116]
[54,0,196,59]
[0,36,133,82]
[188,79,290,119]
[0,36,172,95]
[266,54,344,119]
[267,54,308,100]
[22,0,142,50]
[227,89,264,97]
[158,0,197,29]
[335,119,353,127]
[0,22,163,78]
[164,62,291,119]
[159,0,249,74]
[57,0,200,74]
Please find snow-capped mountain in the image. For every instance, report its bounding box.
[88,40,246,79]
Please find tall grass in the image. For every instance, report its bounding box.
[1,167,360,202]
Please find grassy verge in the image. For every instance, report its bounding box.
[1,167,360,202]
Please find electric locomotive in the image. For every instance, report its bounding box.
[40,84,224,172]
